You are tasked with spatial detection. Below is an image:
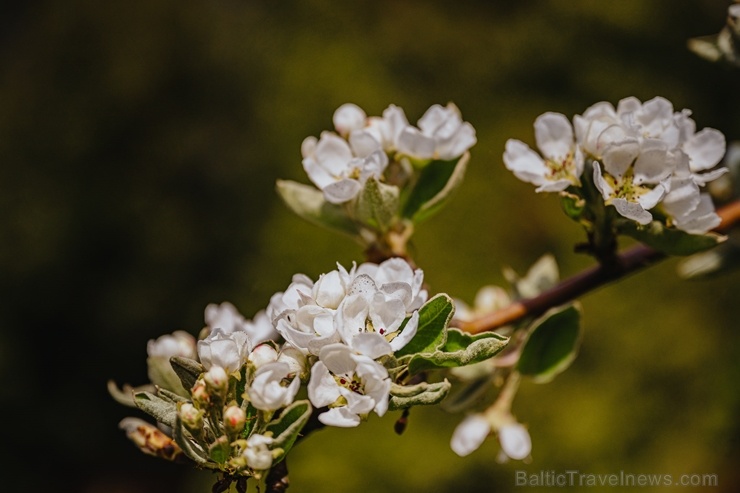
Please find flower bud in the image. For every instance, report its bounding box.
[179,402,204,432]
[498,423,531,461]
[191,378,210,407]
[204,365,229,396]
[223,405,246,435]
[248,344,279,370]
[333,103,366,137]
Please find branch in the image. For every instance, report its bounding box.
[457,199,740,334]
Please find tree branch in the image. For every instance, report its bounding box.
[457,199,740,334]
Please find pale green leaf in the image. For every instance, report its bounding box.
[276,179,359,236]
[170,356,203,393]
[388,380,451,410]
[618,219,724,256]
[407,329,508,374]
[134,391,178,428]
[265,400,312,462]
[394,294,454,358]
[355,177,400,231]
[517,304,582,383]
[401,153,469,224]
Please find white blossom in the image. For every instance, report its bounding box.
[205,302,278,346]
[246,361,300,411]
[247,343,279,370]
[355,104,410,153]
[147,330,197,359]
[333,103,367,137]
[197,329,251,372]
[397,103,476,160]
[307,343,390,427]
[571,96,726,229]
[270,259,425,357]
[277,344,309,379]
[336,258,426,355]
[504,112,584,192]
[302,131,389,204]
[243,434,274,470]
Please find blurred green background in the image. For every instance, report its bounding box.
[1,0,739,492]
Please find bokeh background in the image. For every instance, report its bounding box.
[2,1,739,492]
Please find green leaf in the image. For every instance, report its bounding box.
[265,400,312,461]
[394,294,455,358]
[617,219,725,256]
[388,380,451,410]
[355,177,400,231]
[407,329,508,374]
[170,356,203,393]
[401,153,469,224]
[276,179,359,237]
[209,436,230,464]
[517,304,582,383]
[147,356,188,396]
[134,391,178,428]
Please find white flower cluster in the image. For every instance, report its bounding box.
[268,257,427,427]
[152,258,426,431]
[303,102,476,204]
[504,97,727,233]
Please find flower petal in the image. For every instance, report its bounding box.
[451,414,491,457]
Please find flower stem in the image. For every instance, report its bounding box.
[458,198,740,334]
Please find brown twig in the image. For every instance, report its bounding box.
[457,199,740,334]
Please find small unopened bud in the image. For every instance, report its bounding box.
[248,344,279,370]
[191,378,210,407]
[179,402,204,432]
[223,405,246,435]
[277,344,308,380]
[204,365,229,395]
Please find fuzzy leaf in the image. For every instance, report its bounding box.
[147,356,188,396]
[394,294,455,358]
[173,414,209,465]
[265,400,312,461]
[355,177,399,231]
[401,153,469,224]
[517,304,582,383]
[170,356,203,393]
[617,219,724,256]
[388,380,451,410]
[407,329,508,375]
[107,380,154,407]
[134,391,178,428]
[157,387,188,403]
[276,179,359,236]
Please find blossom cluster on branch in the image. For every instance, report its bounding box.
[112,81,738,490]
[504,96,726,233]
